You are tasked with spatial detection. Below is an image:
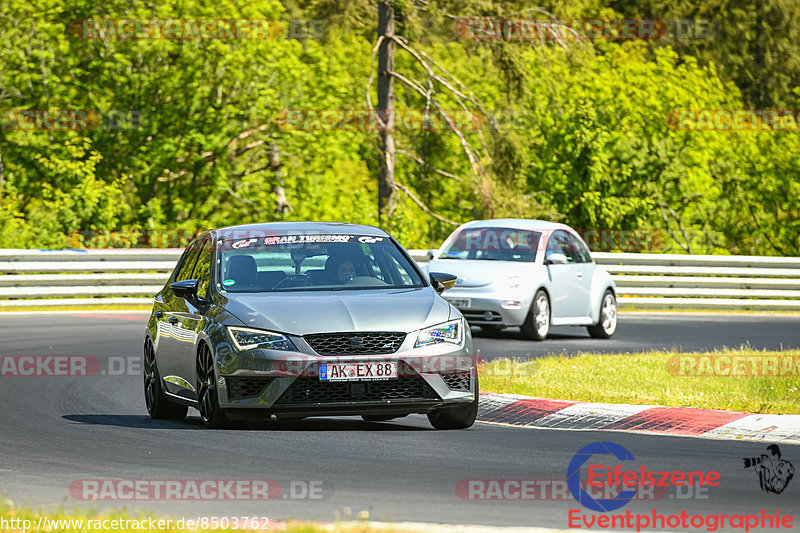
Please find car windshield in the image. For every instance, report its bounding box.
[218,233,425,292]
[439,227,541,262]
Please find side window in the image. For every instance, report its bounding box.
[566,233,592,263]
[546,231,569,258]
[546,230,584,264]
[191,239,212,297]
[174,241,202,281]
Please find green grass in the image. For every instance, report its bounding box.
[479,348,800,414]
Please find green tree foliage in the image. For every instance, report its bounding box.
[0,0,797,254]
[609,0,800,108]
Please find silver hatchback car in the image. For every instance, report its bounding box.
[425,219,618,340]
[144,222,477,429]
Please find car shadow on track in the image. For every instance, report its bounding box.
[63,414,206,430]
[62,414,430,431]
[258,418,429,431]
[471,326,593,341]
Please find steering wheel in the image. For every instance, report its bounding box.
[271,275,309,289]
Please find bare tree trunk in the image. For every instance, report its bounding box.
[269,142,291,214]
[377,1,396,223]
[0,143,4,196]
[754,4,765,108]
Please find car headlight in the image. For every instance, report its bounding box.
[226,326,297,351]
[415,319,464,348]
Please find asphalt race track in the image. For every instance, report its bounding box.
[1,312,799,530]
[472,313,800,360]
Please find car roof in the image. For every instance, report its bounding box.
[457,219,572,231]
[212,221,389,238]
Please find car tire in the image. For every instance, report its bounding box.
[143,339,188,420]
[587,290,618,339]
[427,375,479,430]
[520,290,550,341]
[196,343,230,429]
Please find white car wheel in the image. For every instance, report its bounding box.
[521,290,550,341]
[588,290,617,339]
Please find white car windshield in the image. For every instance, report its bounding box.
[439,227,541,262]
[218,233,425,292]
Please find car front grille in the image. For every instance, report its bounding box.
[442,371,471,391]
[226,377,273,400]
[303,332,406,355]
[276,376,439,404]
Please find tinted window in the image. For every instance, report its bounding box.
[566,233,593,263]
[218,234,424,292]
[190,238,212,297]
[546,230,585,264]
[174,240,203,281]
[439,227,540,262]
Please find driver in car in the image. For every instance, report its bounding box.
[325,253,358,284]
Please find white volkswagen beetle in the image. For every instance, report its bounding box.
[425,219,617,340]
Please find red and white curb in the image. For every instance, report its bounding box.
[477,393,800,443]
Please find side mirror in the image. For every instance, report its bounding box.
[170,279,199,300]
[429,272,457,294]
[544,252,568,265]
[426,249,438,260]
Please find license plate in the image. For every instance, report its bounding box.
[446,298,471,309]
[319,362,398,381]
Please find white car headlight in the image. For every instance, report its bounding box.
[415,319,464,348]
[227,326,297,352]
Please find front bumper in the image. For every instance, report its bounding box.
[441,289,534,327]
[213,332,476,416]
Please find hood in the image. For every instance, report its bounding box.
[428,259,528,288]
[222,287,452,335]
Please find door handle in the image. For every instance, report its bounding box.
[576,272,583,278]
[168,316,179,324]
[155,311,163,318]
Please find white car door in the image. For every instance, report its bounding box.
[544,230,587,320]
[564,231,594,319]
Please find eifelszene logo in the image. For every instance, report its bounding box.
[567,441,721,512]
[566,441,795,531]
[743,445,795,495]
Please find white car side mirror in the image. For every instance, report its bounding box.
[544,252,568,265]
